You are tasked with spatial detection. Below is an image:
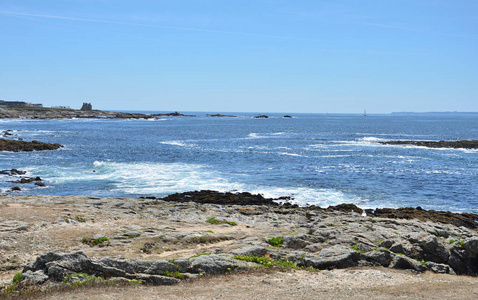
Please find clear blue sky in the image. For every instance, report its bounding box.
[1,0,477,113]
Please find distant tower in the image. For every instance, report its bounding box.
[81,102,92,111]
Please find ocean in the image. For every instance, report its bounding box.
[1,112,477,213]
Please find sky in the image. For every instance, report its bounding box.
[0,0,477,113]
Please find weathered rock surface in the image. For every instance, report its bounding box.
[151,111,195,117]
[0,139,63,152]
[380,140,478,149]
[18,251,240,287]
[2,193,478,293]
[0,107,152,119]
[370,207,478,229]
[155,190,284,206]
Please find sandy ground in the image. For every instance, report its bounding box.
[27,268,478,300]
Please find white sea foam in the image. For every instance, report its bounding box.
[42,161,359,207]
[278,152,304,157]
[159,141,193,147]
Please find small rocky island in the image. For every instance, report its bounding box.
[380,140,478,149]
[0,139,63,152]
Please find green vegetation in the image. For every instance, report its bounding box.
[351,245,366,253]
[448,239,456,244]
[458,239,465,248]
[206,217,237,226]
[128,279,142,285]
[163,270,185,279]
[233,255,316,272]
[64,273,94,283]
[81,236,110,247]
[416,259,428,266]
[267,236,284,247]
[75,216,87,223]
[12,273,22,284]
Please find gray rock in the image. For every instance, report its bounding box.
[134,274,180,286]
[20,270,49,285]
[144,260,177,274]
[174,260,192,273]
[389,255,427,272]
[189,255,237,275]
[427,262,455,275]
[302,245,360,269]
[462,238,478,255]
[233,246,268,257]
[282,234,324,250]
[363,248,394,267]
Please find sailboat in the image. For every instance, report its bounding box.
[363,110,367,117]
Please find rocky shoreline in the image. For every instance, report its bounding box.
[380,140,478,149]
[1,191,478,297]
[0,139,63,152]
[0,107,152,119]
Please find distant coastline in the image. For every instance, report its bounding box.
[391,111,478,115]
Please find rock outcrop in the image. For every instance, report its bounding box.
[18,251,241,286]
[80,103,93,111]
[0,139,63,152]
[380,140,478,149]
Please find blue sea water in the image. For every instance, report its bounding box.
[1,112,477,213]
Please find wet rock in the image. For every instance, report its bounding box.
[0,139,63,152]
[371,207,478,229]
[160,190,279,206]
[0,169,26,176]
[380,140,478,149]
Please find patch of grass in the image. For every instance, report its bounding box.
[206,217,237,226]
[206,217,222,224]
[351,245,366,253]
[128,279,142,285]
[448,239,456,244]
[81,236,110,247]
[458,239,465,248]
[233,255,317,272]
[12,272,22,284]
[75,216,87,223]
[267,236,284,247]
[163,270,185,279]
[64,273,93,283]
[363,225,374,231]
[206,230,215,234]
[416,259,427,266]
